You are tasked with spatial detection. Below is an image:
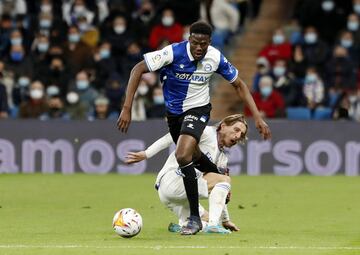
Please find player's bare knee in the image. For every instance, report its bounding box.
[216,174,231,184]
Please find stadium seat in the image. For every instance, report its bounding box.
[286,107,311,120]
[313,107,332,120]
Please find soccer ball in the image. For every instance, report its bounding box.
[112,208,143,238]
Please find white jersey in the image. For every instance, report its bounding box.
[144,126,228,187]
[143,41,238,115]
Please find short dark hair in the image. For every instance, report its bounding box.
[190,21,212,36]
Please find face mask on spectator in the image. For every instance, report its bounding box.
[74,5,85,14]
[68,34,80,43]
[30,89,44,99]
[162,16,174,27]
[341,39,353,48]
[78,22,88,32]
[153,95,164,105]
[322,0,334,12]
[46,85,60,96]
[260,86,272,97]
[304,32,317,44]
[10,52,24,62]
[114,25,126,34]
[40,4,52,13]
[100,49,110,59]
[354,4,360,15]
[140,10,153,22]
[11,38,22,45]
[272,34,285,45]
[349,95,358,103]
[273,66,286,77]
[347,21,359,31]
[67,92,79,104]
[40,19,51,28]
[306,74,317,83]
[37,42,49,52]
[76,80,89,90]
[18,77,30,87]
[138,84,148,96]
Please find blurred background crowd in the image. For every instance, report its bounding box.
[0,0,359,122]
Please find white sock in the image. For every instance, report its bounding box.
[208,182,231,226]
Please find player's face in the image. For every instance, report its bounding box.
[220,121,247,148]
[189,33,211,60]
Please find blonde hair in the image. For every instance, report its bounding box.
[216,114,248,144]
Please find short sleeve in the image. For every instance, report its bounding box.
[143,45,174,72]
[216,54,238,83]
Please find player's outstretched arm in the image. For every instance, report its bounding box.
[231,77,272,140]
[125,133,173,164]
[117,61,149,133]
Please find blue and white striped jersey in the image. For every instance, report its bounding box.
[143,41,239,115]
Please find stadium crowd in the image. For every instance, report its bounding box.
[0,0,253,120]
[246,0,360,121]
[0,0,358,122]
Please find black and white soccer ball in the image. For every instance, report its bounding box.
[112,208,143,238]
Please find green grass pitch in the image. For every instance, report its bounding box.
[0,174,359,255]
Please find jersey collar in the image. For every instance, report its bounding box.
[186,41,195,61]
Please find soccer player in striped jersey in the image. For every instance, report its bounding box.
[118,21,271,235]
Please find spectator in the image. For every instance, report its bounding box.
[336,30,359,67]
[40,95,69,120]
[105,73,125,114]
[252,56,271,92]
[65,91,88,120]
[301,26,330,71]
[12,75,30,107]
[42,57,71,97]
[147,86,166,118]
[62,0,95,26]
[245,76,285,118]
[0,14,12,57]
[200,0,239,51]
[289,45,308,80]
[89,96,117,120]
[5,44,33,78]
[0,82,9,118]
[131,78,151,121]
[324,46,357,91]
[89,41,117,89]
[118,41,143,81]
[72,70,98,111]
[346,13,360,47]
[31,34,50,81]
[148,8,183,50]
[272,59,302,106]
[283,19,302,45]
[77,15,99,47]
[131,0,156,48]
[259,28,292,66]
[63,25,92,75]
[103,14,134,58]
[314,0,347,44]
[19,80,48,118]
[303,67,326,110]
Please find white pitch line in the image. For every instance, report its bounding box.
[0,245,359,250]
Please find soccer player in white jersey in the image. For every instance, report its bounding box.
[118,21,271,235]
[126,114,247,233]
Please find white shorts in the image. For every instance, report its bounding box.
[157,169,209,226]
[157,169,209,203]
